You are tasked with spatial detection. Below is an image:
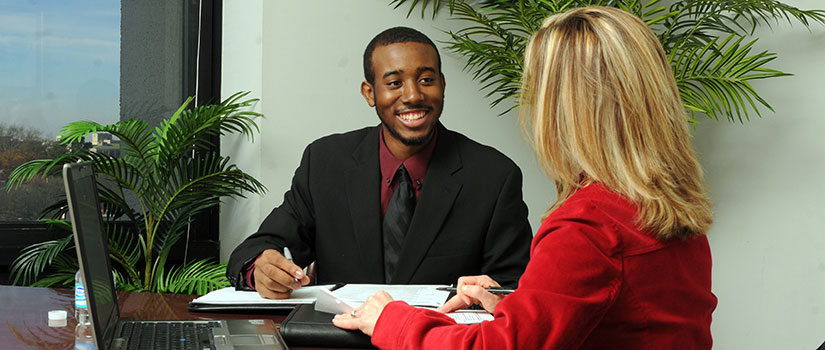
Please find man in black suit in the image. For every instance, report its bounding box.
[227,27,531,299]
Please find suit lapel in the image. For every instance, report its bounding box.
[343,127,385,280]
[391,126,462,283]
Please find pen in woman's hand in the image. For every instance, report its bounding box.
[436,286,515,295]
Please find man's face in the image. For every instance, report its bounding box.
[361,42,445,148]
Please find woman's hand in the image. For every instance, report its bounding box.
[332,290,394,337]
[437,275,504,314]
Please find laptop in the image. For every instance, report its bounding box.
[63,161,289,350]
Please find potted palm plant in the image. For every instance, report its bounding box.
[390,0,824,123]
[5,91,265,294]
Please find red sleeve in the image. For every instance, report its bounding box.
[244,263,256,289]
[372,216,623,350]
[244,253,265,289]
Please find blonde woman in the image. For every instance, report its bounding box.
[334,6,717,349]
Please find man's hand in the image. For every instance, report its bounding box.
[437,275,504,314]
[332,290,394,337]
[252,249,311,299]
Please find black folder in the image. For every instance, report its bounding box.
[279,304,373,348]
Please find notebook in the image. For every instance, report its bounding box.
[63,161,289,350]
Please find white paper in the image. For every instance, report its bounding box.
[446,310,495,324]
[191,285,335,305]
[333,284,450,308]
[314,287,356,314]
[417,307,494,324]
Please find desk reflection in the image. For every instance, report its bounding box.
[0,285,358,350]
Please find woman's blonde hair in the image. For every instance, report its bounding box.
[520,6,712,239]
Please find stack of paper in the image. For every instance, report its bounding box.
[332,284,451,308]
[190,285,335,305]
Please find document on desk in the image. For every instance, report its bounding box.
[332,284,451,308]
[187,285,336,312]
[445,309,495,324]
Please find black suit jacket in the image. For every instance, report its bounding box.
[227,124,532,288]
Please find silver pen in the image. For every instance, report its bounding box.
[436,286,515,295]
[283,247,300,283]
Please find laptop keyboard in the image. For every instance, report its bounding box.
[119,321,220,350]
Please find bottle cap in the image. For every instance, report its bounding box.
[48,310,68,327]
[48,310,67,321]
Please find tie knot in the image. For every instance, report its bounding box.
[395,164,412,184]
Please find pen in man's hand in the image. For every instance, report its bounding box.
[436,286,515,295]
[283,247,300,283]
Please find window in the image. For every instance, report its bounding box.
[0,0,222,284]
[0,1,120,222]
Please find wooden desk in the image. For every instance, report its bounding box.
[0,285,365,350]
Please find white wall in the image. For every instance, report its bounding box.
[220,0,263,259]
[693,0,825,347]
[222,1,825,348]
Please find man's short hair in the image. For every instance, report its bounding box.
[363,26,442,85]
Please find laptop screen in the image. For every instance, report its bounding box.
[64,162,120,347]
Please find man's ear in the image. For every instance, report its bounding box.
[361,81,376,107]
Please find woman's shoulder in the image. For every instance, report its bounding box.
[537,184,665,257]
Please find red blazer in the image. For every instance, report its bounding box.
[372,183,717,350]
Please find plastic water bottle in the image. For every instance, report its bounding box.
[75,270,96,350]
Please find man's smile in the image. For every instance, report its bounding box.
[396,109,430,128]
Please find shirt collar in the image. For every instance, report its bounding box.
[379,125,438,188]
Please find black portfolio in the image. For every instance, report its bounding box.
[279,304,373,348]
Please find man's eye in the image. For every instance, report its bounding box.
[387,81,401,87]
[420,77,434,84]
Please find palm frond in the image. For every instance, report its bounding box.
[30,253,78,288]
[390,0,452,19]
[672,34,789,123]
[156,155,265,224]
[98,184,142,224]
[10,235,74,286]
[39,218,73,231]
[660,0,825,53]
[92,153,147,195]
[38,197,69,220]
[106,224,143,286]
[441,1,535,113]
[154,92,261,166]
[58,119,156,161]
[156,259,230,295]
[4,151,88,190]
[30,274,75,288]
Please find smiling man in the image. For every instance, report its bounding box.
[227,27,532,299]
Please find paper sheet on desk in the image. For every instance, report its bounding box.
[414,307,494,324]
[191,285,336,305]
[446,310,495,324]
[333,284,451,308]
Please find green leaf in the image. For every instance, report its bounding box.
[10,235,74,286]
[672,33,789,123]
[156,260,230,295]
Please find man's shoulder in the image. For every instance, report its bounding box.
[308,126,376,150]
[441,127,518,170]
